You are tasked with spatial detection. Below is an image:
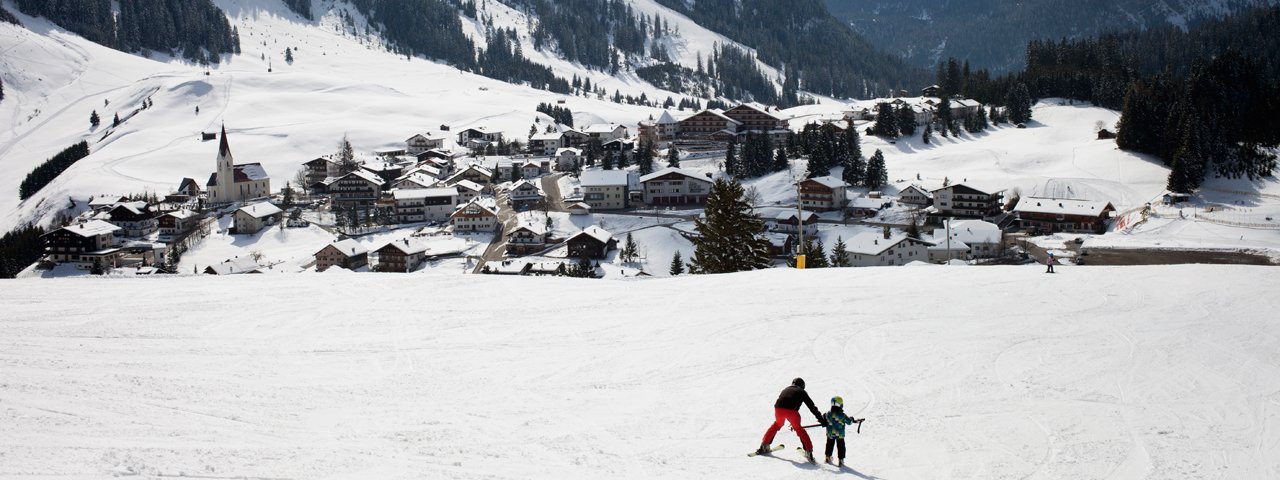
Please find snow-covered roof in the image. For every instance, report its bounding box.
[379,238,431,255]
[844,232,933,255]
[927,238,970,252]
[847,196,886,209]
[805,176,847,189]
[932,183,1004,196]
[583,123,625,134]
[656,111,677,124]
[639,167,711,184]
[699,109,742,125]
[235,163,270,182]
[775,210,819,222]
[109,201,150,216]
[530,132,563,141]
[407,132,447,142]
[396,172,439,188]
[580,170,630,187]
[89,196,128,207]
[452,198,498,217]
[556,147,582,156]
[323,239,368,257]
[162,210,198,220]
[566,202,591,214]
[1014,197,1115,217]
[511,222,548,236]
[341,169,385,185]
[901,184,934,198]
[52,220,121,238]
[206,257,261,275]
[392,188,457,200]
[571,225,613,245]
[509,179,541,191]
[237,202,283,219]
[454,180,484,192]
[930,220,1001,245]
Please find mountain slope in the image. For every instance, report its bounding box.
[826,0,1280,72]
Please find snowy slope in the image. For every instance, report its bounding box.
[1,265,1279,478]
[0,0,693,232]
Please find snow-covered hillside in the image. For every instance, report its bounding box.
[2,265,1278,478]
[0,0,715,232]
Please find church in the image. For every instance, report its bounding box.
[206,126,271,204]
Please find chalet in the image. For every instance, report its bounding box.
[456,127,503,147]
[374,148,407,158]
[315,239,368,272]
[391,188,457,223]
[445,164,495,187]
[101,202,156,237]
[566,225,617,259]
[579,170,630,210]
[232,202,283,234]
[928,219,1003,262]
[898,185,933,206]
[763,232,797,257]
[771,210,820,236]
[329,170,385,205]
[529,132,563,155]
[416,148,461,164]
[554,147,582,172]
[507,180,544,207]
[506,223,549,255]
[519,160,543,179]
[799,176,849,211]
[1013,197,1116,234]
[723,103,789,140]
[158,210,198,237]
[393,171,440,190]
[560,129,591,148]
[454,180,484,204]
[302,157,341,187]
[204,257,262,275]
[639,111,681,145]
[375,239,429,273]
[582,123,628,142]
[360,162,403,185]
[485,260,532,275]
[89,196,129,213]
[931,184,1004,218]
[922,85,940,97]
[206,126,271,204]
[950,98,982,119]
[677,109,741,140]
[450,199,499,232]
[406,133,448,154]
[640,168,712,206]
[601,138,635,152]
[847,196,887,218]
[566,202,592,215]
[42,220,121,266]
[841,231,933,267]
[177,178,201,197]
[484,156,517,180]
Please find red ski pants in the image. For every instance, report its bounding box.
[762,407,813,451]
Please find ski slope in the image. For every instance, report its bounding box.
[1,265,1279,479]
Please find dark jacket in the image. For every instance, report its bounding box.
[774,385,823,420]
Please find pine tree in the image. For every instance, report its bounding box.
[896,104,918,136]
[337,134,358,174]
[773,144,789,172]
[90,110,100,128]
[637,140,655,175]
[865,149,888,189]
[667,146,680,168]
[937,99,953,137]
[689,179,770,274]
[829,236,851,267]
[285,47,294,64]
[669,251,685,275]
[922,123,932,144]
[1008,83,1033,124]
[622,232,639,263]
[602,151,615,170]
[112,113,120,127]
[872,103,898,137]
[807,238,829,268]
[723,137,738,178]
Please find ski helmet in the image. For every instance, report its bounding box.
[831,396,843,408]
[792,377,805,389]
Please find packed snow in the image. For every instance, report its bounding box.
[1,266,1278,478]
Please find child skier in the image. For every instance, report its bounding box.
[823,396,863,467]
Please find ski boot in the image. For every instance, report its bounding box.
[803,449,816,464]
[824,455,833,465]
[754,443,772,456]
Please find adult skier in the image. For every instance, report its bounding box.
[756,377,826,462]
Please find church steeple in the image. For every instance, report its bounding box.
[218,124,232,160]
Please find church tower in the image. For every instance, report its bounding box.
[215,125,234,202]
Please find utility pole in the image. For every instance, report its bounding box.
[945,217,952,264]
[795,181,805,269]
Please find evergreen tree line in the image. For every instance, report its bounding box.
[512,0,649,72]
[0,224,46,278]
[634,43,786,107]
[535,102,573,127]
[0,5,18,24]
[281,0,313,20]
[14,0,238,63]
[652,0,925,100]
[725,132,785,179]
[477,27,571,93]
[19,141,91,200]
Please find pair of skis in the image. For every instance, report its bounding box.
[747,419,866,458]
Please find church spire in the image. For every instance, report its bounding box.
[218,124,232,159]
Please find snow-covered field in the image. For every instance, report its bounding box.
[1,266,1278,479]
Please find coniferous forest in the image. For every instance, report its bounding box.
[938,5,1280,189]
[12,0,239,63]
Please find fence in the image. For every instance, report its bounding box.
[1193,205,1280,229]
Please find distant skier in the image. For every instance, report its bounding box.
[1046,252,1055,273]
[822,396,863,467]
[756,377,826,463]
